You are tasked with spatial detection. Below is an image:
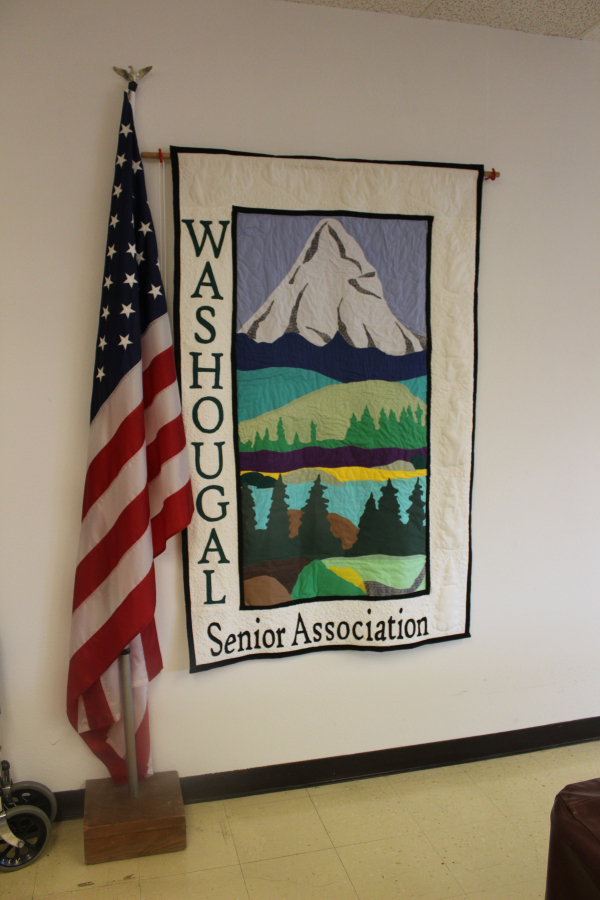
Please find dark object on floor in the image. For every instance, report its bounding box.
[83,770,186,864]
[546,778,600,899]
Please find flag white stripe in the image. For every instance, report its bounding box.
[77,696,90,733]
[148,448,192,519]
[70,527,154,657]
[99,658,121,722]
[130,632,150,688]
[144,380,183,446]
[106,683,150,760]
[87,362,144,465]
[141,313,174,371]
[77,445,148,564]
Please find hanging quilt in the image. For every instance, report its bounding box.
[172,149,481,672]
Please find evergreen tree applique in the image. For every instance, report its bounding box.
[263,475,299,561]
[297,475,343,560]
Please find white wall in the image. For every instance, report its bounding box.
[1,0,599,792]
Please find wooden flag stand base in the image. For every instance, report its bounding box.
[83,770,186,864]
[82,651,185,865]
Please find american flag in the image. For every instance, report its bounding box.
[67,91,193,783]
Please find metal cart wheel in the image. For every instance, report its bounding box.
[0,805,51,871]
[9,782,57,823]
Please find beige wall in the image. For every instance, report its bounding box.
[1,0,599,791]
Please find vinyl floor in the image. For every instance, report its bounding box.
[5,740,600,900]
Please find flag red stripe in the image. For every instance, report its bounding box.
[82,404,145,519]
[143,348,178,410]
[146,416,187,483]
[140,619,163,682]
[151,481,195,557]
[73,491,150,611]
[67,567,157,722]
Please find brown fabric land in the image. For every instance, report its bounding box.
[243,576,294,607]
[242,557,311,594]
[287,510,358,550]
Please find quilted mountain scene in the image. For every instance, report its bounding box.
[235,211,431,608]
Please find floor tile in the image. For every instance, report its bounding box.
[536,740,600,767]
[34,883,141,900]
[139,800,238,879]
[392,779,507,833]
[531,746,600,794]
[387,765,474,790]
[311,785,420,847]
[224,789,309,813]
[337,832,464,900]
[425,818,545,894]
[140,864,247,899]
[465,754,546,778]
[0,861,38,900]
[33,820,139,897]
[507,809,552,856]
[227,796,332,863]
[307,777,397,799]
[461,877,546,899]
[243,847,359,899]
[466,764,557,818]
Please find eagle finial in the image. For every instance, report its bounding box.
[113,65,152,84]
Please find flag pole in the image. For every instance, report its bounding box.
[112,63,153,803]
[118,648,139,799]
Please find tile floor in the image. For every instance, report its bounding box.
[5,740,600,900]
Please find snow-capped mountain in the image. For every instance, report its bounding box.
[238,218,424,356]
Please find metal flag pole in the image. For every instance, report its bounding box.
[112,64,153,803]
[118,648,139,799]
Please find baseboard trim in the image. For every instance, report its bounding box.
[55,715,600,819]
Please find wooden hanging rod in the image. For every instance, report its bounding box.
[141,151,500,180]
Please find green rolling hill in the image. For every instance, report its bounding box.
[238,380,426,445]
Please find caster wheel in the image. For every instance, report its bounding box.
[0,805,51,870]
[9,782,57,823]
